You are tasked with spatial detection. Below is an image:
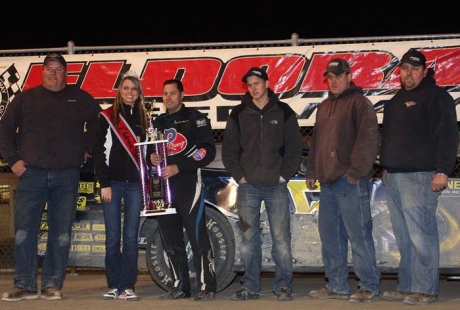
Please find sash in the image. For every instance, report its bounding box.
[100,108,145,172]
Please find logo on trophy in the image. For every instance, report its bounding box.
[135,104,176,216]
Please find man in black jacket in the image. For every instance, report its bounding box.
[380,50,458,305]
[222,67,302,301]
[0,53,101,302]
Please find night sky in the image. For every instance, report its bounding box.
[2,3,459,50]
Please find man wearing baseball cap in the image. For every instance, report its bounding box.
[380,50,458,305]
[222,67,302,301]
[0,52,101,301]
[306,58,381,303]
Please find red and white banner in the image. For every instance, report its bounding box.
[1,38,459,129]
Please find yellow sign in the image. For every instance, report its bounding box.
[92,245,106,253]
[79,181,95,194]
[70,244,91,252]
[74,233,93,241]
[92,224,105,231]
[94,234,106,242]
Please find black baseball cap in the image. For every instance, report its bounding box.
[241,67,268,83]
[44,53,67,68]
[399,50,426,67]
[323,58,351,76]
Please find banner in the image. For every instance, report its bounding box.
[1,37,459,129]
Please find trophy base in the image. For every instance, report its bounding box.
[140,208,177,217]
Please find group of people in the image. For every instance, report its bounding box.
[0,50,457,306]
[305,50,458,306]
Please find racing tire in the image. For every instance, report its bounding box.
[145,205,236,293]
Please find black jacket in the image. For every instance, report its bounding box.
[222,89,302,186]
[0,85,101,170]
[380,74,458,174]
[92,103,146,188]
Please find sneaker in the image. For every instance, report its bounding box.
[403,293,438,305]
[118,289,138,301]
[194,290,216,302]
[230,288,260,301]
[349,289,380,303]
[40,287,62,301]
[275,287,292,301]
[381,290,413,301]
[159,288,191,300]
[2,287,39,301]
[309,286,350,300]
[103,288,119,300]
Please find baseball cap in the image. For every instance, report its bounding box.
[399,50,426,67]
[44,53,67,68]
[241,67,268,82]
[323,58,351,76]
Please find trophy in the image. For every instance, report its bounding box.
[135,105,176,216]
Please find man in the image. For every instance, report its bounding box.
[380,50,458,305]
[149,79,217,302]
[305,58,381,303]
[0,53,101,301]
[222,67,302,301]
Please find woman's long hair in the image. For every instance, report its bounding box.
[110,75,148,132]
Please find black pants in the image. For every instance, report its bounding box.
[157,177,217,292]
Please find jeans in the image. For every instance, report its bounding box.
[237,182,293,293]
[318,177,380,294]
[103,181,142,292]
[13,167,80,291]
[384,171,440,295]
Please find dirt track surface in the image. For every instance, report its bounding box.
[1,273,460,310]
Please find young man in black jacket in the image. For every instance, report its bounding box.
[222,67,302,301]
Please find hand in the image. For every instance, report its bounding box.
[162,164,179,179]
[306,179,317,190]
[150,153,162,165]
[101,187,112,203]
[11,160,27,177]
[432,173,448,192]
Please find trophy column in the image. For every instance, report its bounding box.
[135,128,176,217]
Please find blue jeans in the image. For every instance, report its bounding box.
[384,171,440,294]
[102,181,142,292]
[13,167,80,291]
[319,177,380,294]
[237,182,293,293]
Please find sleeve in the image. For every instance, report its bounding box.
[0,95,21,167]
[434,89,458,174]
[281,110,303,181]
[347,98,379,179]
[221,108,244,182]
[91,114,112,188]
[175,113,216,172]
[84,93,103,152]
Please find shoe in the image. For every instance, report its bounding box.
[194,290,216,301]
[403,293,438,305]
[40,287,62,301]
[103,288,118,300]
[381,290,413,301]
[309,286,350,300]
[349,289,380,303]
[230,288,260,301]
[1,287,39,301]
[159,288,191,300]
[118,289,138,301]
[275,287,292,301]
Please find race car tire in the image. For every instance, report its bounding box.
[145,205,236,293]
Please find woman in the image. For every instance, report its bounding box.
[92,71,148,301]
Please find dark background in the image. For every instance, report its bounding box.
[2,3,459,50]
